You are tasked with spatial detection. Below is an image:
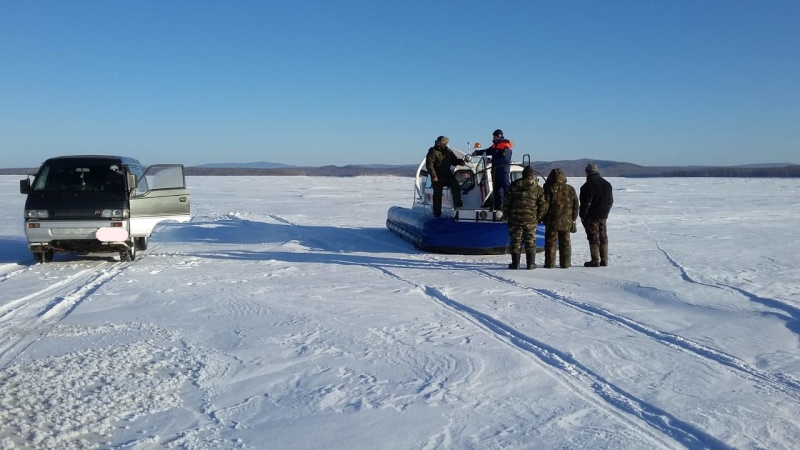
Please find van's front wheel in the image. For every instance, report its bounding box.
[32,250,53,264]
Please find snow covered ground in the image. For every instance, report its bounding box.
[1,174,799,450]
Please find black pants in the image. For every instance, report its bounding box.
[432,178,461,217]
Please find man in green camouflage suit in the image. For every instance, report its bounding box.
[542,168,579,268]
[503,166,547,269]
[426,136,466,217]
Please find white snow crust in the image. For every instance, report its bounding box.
[1,175,799,449]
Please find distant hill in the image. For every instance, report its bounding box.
[195,162,294,169]
[530,159,800,178]
[185,160,800,178]
[2,161,799,178]
[185,164,418,177]
[734,163,795,169]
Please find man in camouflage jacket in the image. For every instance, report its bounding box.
[426,136,466,217]
[542,168,579,268]
[503,166,547,269]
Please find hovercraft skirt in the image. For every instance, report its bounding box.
[387,206,515,255]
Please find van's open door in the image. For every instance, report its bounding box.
[129,164,191,238]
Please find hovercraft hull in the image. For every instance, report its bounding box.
[387,206,544,255]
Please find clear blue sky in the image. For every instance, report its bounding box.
[2,1,798,168]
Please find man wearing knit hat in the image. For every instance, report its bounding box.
[579,162,613,267]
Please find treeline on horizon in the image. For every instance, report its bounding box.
[2,162,799,178]
[630,166,800,178]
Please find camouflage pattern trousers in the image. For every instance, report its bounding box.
[508,223,537,252]
[582,218,608,245]
[545,229,571,251]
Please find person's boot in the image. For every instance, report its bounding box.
[508,252,520,270]
[544,246,555,268]
[525,249,536,270]
[600,243,608,266]
[560,245,571,269]
[453,192,464,208]
[584,245,600,267]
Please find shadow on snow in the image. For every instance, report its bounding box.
[154,216,418,255]
[0,236,34,264]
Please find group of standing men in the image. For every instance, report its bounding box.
[425,129,613,270]
[505,161,613,270]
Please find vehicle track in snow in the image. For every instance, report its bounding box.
[645,223,800,336]
[0,260,125,369]
[372,264,724,450]
[473,268,800,403]
[0,265,32,284]
[205,215,691,444]
[248,212,800,402]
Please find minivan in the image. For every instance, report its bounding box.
[19,155,191,263]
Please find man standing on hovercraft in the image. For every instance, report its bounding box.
[472,129,513,211]
[426,135,466,218]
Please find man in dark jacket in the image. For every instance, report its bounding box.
[503,166,546,269]
[579,162,613,267]
[472,129,512,211]
[543,168,579,268]
[426,136,466,218]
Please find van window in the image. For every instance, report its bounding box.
[134,171,149,194]
[136,165,185,195]
[33,162,127,193]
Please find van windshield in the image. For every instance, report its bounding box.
[33,162,126,193]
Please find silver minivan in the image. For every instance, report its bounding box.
[19,155,191,263]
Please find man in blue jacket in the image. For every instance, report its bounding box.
[472,129,512,211]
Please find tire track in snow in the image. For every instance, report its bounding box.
[474,268,800,403]
[0,260,125,369]
[231,212,800,402]
[0,264,31,281]
[645,222,800,325]
[0,264,105,320]
[374,266,726,450]
[38,263,123,321]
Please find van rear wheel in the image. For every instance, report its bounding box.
[119,243,137,262]
[134,236,148,251]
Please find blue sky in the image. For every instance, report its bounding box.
[2,1,798,168]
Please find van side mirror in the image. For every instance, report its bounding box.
[127,173,137,191]
[20,179,30,194]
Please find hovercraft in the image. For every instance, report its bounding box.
[387,143,545,254]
